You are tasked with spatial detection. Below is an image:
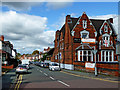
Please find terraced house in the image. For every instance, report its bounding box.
[51,12,119,76]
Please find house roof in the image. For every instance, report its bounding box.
[58,16,117,40]
[90,19,105,32]
[47,48,54,56]
[68,17,79,31]
[4,41,10,44]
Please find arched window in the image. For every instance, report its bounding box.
[82,20,87,29]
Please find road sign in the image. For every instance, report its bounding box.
[85,62,95,70]
[73,38,81,43]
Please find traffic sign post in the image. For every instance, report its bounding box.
[92,46,98,76]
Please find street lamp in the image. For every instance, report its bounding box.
[92,46,98,76]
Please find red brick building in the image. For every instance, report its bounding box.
[51,12,119,76]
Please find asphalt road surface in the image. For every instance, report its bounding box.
[2,64,119,89]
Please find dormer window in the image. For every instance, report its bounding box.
[82,20,87,29]
[80,30,89,39]
[104,25,108,32]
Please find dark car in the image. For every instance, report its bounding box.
[43,63,49,68]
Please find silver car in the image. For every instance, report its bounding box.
[49,63,61,71]
[16,64,28,74]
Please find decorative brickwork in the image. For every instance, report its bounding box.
[51,12,119,76]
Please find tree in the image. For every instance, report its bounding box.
[17,53,21,56]
[16,53,21,60]
[41,53,47,61]
[32,50,39,55]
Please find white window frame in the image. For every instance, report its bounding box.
[55,55,57,60]
[80,30,89,39]
[102,34,110,47]
[78,50,93,62]
[82,20,87,29]
[101,50,114,62]
[104,25,108,32]
[62,42,64,49]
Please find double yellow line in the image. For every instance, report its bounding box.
[60,71,119,83]
[14,75,23,90]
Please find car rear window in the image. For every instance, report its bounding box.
[18,65,27,68]
[52,64,58,66]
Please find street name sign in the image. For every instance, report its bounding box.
[81,38,96,44]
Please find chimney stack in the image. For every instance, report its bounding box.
[1,35,4,41]
[109,18,113,23]
[66,15,71,23]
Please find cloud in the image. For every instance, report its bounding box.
[46,2,73,10]
[1,11,55,54]
[51,13,78,30]
[2,2,42,11]
[2,1,74,11]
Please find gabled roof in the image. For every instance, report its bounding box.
[90,19,105,32]
[58,15,117,41]
[60,24,65,39]
[107,20,117,36]
[68,17,79,31]
[59,18,79,39]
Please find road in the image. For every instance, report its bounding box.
[2,64,119,89]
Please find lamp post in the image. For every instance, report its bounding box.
[92,46,98,76]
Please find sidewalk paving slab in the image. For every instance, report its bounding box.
[62,69,119,82]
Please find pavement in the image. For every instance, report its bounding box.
[61,69,119,83]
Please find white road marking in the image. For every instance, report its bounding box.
[44,73,48,76]
[57,80,70,87]
[40,70,42,73]
[49,76,55,80]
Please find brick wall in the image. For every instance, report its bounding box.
[74,61,119,76]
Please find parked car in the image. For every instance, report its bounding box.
[23,64,29,69]
[35,61,40,66]
[43,63,49,68]
[49,63,61,71]
[16,64,28,74]
[40,62,44,67]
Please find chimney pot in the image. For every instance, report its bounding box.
[1,35,4,41]
[109,18,113,23]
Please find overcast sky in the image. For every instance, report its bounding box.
[1,1,119,54]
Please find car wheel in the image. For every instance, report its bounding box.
[52,68,54,71]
